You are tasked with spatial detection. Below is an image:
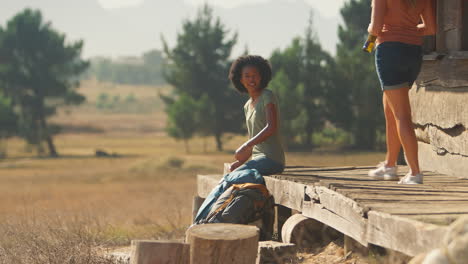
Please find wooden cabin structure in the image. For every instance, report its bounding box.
[196,1,468,259]
[413,0,468,178]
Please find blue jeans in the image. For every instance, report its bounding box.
[235,156,284,175]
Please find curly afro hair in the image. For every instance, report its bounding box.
[228,55,272,93]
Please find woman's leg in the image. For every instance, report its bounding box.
[384,87,420,175]
[383,93,401,167]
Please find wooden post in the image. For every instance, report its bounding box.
[130,240,189,264]
[275,205,291,241]
[191,196,205,223]
[186,223,259,264]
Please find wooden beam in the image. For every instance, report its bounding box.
[264,177,306,211]
[302,200,368,246]
[366,211,447,256]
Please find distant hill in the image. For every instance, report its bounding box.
[0,0,341,58]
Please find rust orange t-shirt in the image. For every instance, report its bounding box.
[368,0,436,46]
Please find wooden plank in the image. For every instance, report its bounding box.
[264,177,306,211]
[197,174,221,198]
[366,211,447,256]
[302,200,367,246]
[400,214,463,226]
[365,203,468,215]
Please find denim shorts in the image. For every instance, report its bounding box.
[375,42,423,91]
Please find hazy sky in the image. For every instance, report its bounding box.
[98,0,343,17]
[2,0,346,58]
[185,0,343,17]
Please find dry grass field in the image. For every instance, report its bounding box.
[0,81,385,263]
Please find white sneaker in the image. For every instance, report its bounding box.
[398,173,423,184]
[368,162,398,180]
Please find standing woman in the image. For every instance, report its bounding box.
[367,0,436,184]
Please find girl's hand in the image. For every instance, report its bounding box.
[235,143,253,162]
[229,160,242,172]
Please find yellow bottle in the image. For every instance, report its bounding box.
[362,34,377,53]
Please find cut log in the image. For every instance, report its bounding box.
[186,223,259,264]
[130,240,189,264]
[281,214,324,248]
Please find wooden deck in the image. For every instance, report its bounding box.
[197,166,468,257]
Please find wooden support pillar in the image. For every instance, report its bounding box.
[275,205,291,241]
[186,223,259,264]
[130,240,189,264]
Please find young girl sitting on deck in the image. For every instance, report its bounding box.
[227,55,285,176]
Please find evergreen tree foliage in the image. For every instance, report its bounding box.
[334,0,384,149]
[0,9,88,156]
[269,14,334,147]
[162,4,244,151]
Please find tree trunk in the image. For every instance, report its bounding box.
[38,103,58,157]
[203,137,207,153]
[184,139,190,154]
[215,132,223,152]
[186,223,259,264]
[0,132,7,159]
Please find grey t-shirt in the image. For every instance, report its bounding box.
[244,89,285,165]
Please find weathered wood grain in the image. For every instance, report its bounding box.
[186,224,259,264]
[196,165,468,257]
[366,211,447,256]
[130,240,189,264]
[302,201,368,246]
[264,177,305,211]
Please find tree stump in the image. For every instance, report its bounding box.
[130,240,189,264]
[186,223,259,264]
